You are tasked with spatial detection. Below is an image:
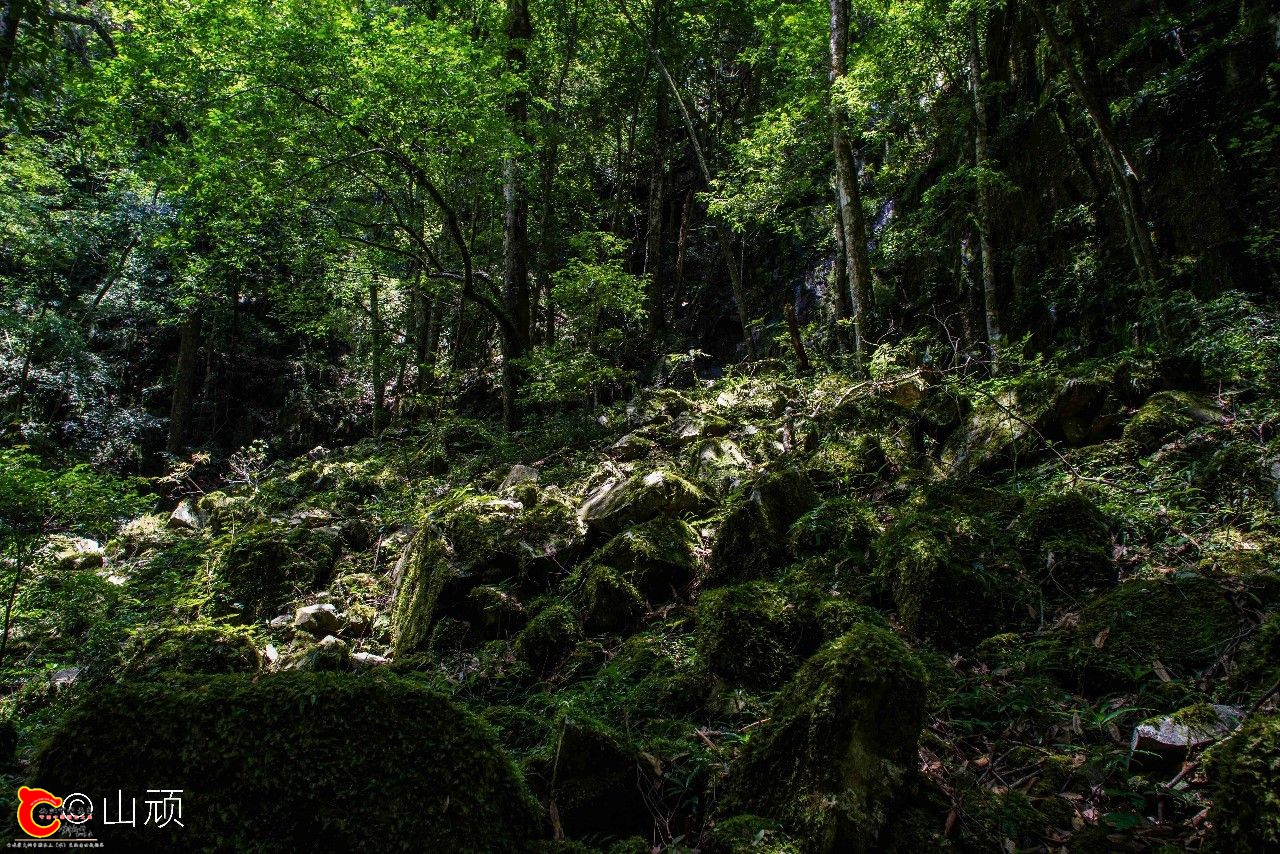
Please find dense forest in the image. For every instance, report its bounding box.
[1,0,1279,850]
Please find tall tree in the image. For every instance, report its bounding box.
[968,6,1002,365]
[829,0,875,370]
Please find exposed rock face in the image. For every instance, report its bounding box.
[31,674,544,851]
[719,624,928,853]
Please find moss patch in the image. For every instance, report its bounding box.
[121,623,261,677]
[1205,714,1280,852]
[215,523,339,619]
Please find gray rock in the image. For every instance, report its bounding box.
[1129,704,1244,773]
[167,499,207,531]
[500,464,540,492]
[352,652,390,669]
[51,667,81,688]
[288,508,335,528]
[499,464,541,507]
[579,469,710,535]
[293,603,345,637]
[609,432,656,461]
[47,536,104,571]
[269,614,294,630]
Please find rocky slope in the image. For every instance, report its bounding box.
[4,325,1280,851]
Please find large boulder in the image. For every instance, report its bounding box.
[588,516,698,602]
[27,673,544,851]
[706,468,819,586]
[939,379,1055,473]
[391,491,585,656]
[216,523,339,619]
[719,624,928,853]
[1041,575,1243,693]
[1122,390,1224,452]
[1017,491,1115,601]
[696,582,805,691]
[579,469,710,535]
[872,494,1027,647]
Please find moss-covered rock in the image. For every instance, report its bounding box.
[697,582,804,691]
[711,814,801,853]
[216,523,339,619]
[591,626,709,720]
[390,491,585,656]
[1205,714,1280,852]
[467,583,528,638]
[788,498,880,564]
[582,563,646,633]
[873,499,1026,647]
[1043,575,1242,692]
[589,516,698,602]
[1229,612,1280,697]
[1039,377,1126,447]
[513,602,582,676]
[122,623,261,677]
[390,531,452,656]
[720,624,928,853]
[940,378,1055,473]
[27,673,544,851]
[580,469,710,535]
[707,468,819,586]
[1017,491,1115,600]
[805,436,888,489]
[692,437,753,495]
[1123,390,1223,452]
[525,710,649,839]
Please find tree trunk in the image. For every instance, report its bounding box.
[829,0,874,371]
[969,9,1003,365]
[1025,0,1160,285]
[645,82,668,336]
[829,191,851,352]
[670,189,693,316]
[501,0,534,429]
[166,309,202,454]
[369,276,385,434]
[0,0,27,104]
[785,304,811,373]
